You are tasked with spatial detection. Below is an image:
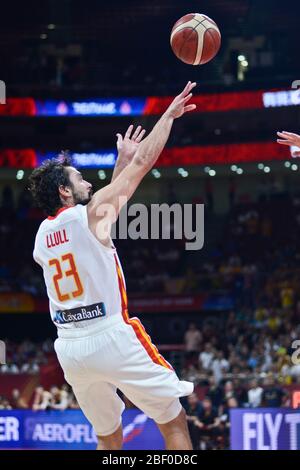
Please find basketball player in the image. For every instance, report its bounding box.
[29,81,197,450]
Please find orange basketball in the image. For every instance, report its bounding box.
[170,13,221,65]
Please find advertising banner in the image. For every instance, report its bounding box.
[1,89,299,117]
[230,408,300,450]
[0,141,290,169]
[0,409,164,450]
[35,99,146,117]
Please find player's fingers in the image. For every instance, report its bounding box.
[188,82,197,93]
[135,129,146,143]
[183,93,193,103]
[277,139,293,145]
[132,125,142,140]
[180,81,191,97]
[182,81,197,97]
[292,151,300,157]
[125,124,134,139]
[116,133,123,150]
[184,104,197,113]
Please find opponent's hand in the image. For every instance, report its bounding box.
[116,124,146,161]
[277,131,300,156]
[165,81,197,119]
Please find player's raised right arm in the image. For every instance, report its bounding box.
[87,81,196,224]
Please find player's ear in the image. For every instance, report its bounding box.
[58,184,72,197]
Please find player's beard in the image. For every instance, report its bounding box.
[72,187,93,206]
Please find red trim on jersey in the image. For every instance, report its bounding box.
[47,206,74,220]
[114,254,173,371]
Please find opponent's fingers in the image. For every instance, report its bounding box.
[278,131,299,138]
[125,124,134,139]
[277,139,294,145]
[135,129,146,143]
[132,125,142,140]
[277,132,292,139]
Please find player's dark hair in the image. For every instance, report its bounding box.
[28,151,73,216]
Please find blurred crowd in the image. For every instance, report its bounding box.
[183,316,300,387]
[0,338,54,375]
[0,384,79,411]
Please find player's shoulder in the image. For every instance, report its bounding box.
[38,204,88,233]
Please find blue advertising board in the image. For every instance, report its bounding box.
[37,151,117,168]
[230,408,300,450]
[0,409,164,450]
[35,99,146,117]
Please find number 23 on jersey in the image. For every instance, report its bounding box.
[49,252,84,302]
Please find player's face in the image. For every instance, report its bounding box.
[67,167,93,205]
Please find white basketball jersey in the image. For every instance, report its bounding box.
[33,205,125,329]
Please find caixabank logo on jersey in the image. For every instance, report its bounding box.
[54,302,106,324]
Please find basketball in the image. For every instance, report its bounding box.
[170,13,221,65]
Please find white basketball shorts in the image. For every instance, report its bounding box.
[54,313,194,436]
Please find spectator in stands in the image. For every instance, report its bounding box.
[32,386,52,411]
[219,396,239,448]
[262,375,286,407]
[232,378,248,406]
[222,380,235,401]
[211,350,230,384]
[206,375,223,411]
[1,360,19,374]
[0,396,12,410]
[50,385,70,411]
[247,379,263,408]
[20,357,40,374]
[199,343,215,371]
[11,388,28,409]
[184,323,202,360]
[194,397,221,450]
[280,281,294,310]
[185,392,203,450]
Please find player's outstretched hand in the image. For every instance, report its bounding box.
[277,131,300,156]
[165,81,197,119]
[116,124,146,161]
